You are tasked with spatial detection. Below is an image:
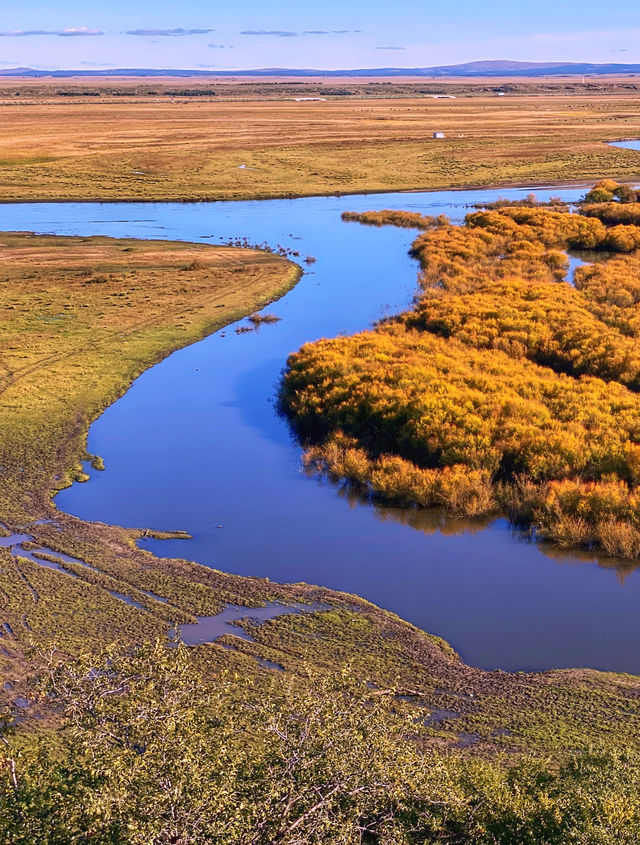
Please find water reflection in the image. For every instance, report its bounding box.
[566,249,613,284]
[333,477,640,579]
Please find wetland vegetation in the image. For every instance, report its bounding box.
[282,185,640,559]
[2,641,640,844]
[0,187,638,842]
[1,82,640,837]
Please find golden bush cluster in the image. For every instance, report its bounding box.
[341,210,447,230]
[282,196,640,558]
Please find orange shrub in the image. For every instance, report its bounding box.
[282,201,640,557]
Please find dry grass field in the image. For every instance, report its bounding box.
[2,85,640,201]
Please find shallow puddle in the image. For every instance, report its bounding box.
[175,602,329,646]
[0,528,87,575]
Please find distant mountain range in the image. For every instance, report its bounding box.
[2,60,640,79]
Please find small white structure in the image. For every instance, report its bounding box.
[433,131,445,139]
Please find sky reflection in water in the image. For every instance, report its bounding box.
[1,185,638,674]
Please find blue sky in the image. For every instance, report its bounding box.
[1,0,639,70]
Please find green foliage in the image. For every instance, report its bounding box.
[581,180,640,207]
[583,187,615,203]
[1,642,640,843]
[582,179,620,204]
[0,642,445,843]
[613,184,638,203]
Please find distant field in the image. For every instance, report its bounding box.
[2,87,640,201]
[3,73,640,95]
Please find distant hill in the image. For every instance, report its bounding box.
[2,61,640,79]
[417,60,640,77]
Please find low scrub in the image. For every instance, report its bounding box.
[304,434,495,516]
[282,198,640,558]
[2,641,639,844]
[341,209,447,230]
[596,519,640,558]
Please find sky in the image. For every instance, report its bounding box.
[0,0,639,71]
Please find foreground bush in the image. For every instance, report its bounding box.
[2,642,640,844]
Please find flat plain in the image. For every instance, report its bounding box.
[2,79,640,201]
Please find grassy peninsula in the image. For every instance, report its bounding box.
[0,233,316,672]
[0,232,301,523]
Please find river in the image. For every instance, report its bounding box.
[2,183,639,675]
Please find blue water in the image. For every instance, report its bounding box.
[2,185,640,674]
[611,139,640,151]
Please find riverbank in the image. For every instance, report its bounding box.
[0,232,301,524]
[0,229,310,705]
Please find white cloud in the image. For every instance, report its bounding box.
[0,27,103,37]
[124,28,214,37]
[240,30,298,37]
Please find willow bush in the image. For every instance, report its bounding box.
[281,188,640,558]
[2,641,639,844]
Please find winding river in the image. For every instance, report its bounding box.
[3,183,640,675]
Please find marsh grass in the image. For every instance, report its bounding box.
[283,200,640,557]
[596,519,640,559]
[341,210,442,229]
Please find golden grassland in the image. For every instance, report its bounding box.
[2,91,640,201]
[0,230,637,762]
[282,197,640,560]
